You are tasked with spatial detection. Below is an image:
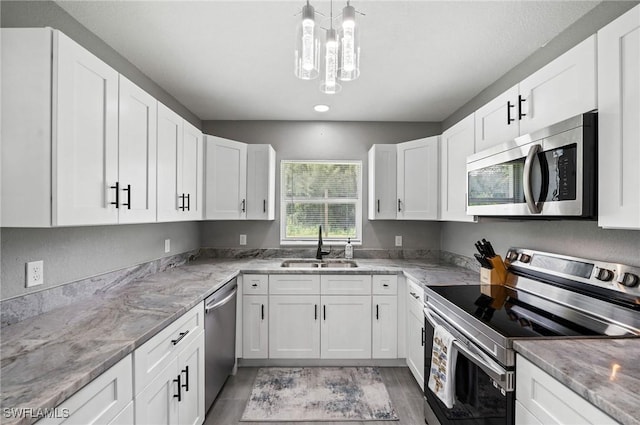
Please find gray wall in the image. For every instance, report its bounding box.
[0,1,204,301]
[200,121,442,249]
[1,222,201,300]
[441,220,640,267]
[443,1,640,130]
[0,0,201,128]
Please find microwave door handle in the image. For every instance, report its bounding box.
[523,144,542,214]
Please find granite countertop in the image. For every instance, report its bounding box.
[0,257,477,425]
[514,338,640,425]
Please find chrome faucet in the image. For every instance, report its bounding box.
[315,225,330,260]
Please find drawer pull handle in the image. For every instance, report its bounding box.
[383,283,389,287]
[110,182,120,208]
[376,304,379,320]
[323,305,326,321]
[252,283,258,287]
[181,366,189,392]
[171,330,189,345]
[518,94,527,119]
[507,100,515,124]
[122,184,131,209]
[315,304,318,320]
[173,375,182,402]
[261,304,265,320]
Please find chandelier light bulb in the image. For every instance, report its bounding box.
[295,2,319,80]
[320,28,342,94]
[341,4,356,72]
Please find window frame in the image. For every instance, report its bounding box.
[280,159,363,246]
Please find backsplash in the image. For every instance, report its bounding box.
[198,247,442,261]
[0,250,198,327]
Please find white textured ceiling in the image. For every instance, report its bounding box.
[55,0,600,122]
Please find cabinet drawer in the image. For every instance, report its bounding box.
[38,355,133,425]
[516,355,618,425]
[269,275,320,295]
[321,275,372,295]
[372,275,398,295]
[243,274,268,294]
[133,303,204,395]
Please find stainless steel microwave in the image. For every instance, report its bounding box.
[466,112,597,218]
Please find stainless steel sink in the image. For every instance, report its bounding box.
[280,259,358,268]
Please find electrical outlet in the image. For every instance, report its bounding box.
[395,235,403,247]
[164,239,171,253]
[26,260,44,287]
[239,234,247,245]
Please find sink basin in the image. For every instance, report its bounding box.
[280,259,358,268]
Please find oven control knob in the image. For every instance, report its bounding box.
[519,254,531,263]
[618,272,639,288]
[506,251,519,262]
[595,267,614,282]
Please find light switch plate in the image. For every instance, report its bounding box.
[395,235,402,247]
[26,260,44,287]
[239,234,247,245]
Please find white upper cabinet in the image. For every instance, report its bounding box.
[204,136,248,219]
[157,103,203,222]
[440,114,476,222]
[368,144,398,220]
[247,144,276,220]
[597,5,640,229]
[118,75,158,224]
[2,28,119,227]
[474,35,597,151]
[475,85,520,152]
[397,136,440,220]
[204,136,276,221]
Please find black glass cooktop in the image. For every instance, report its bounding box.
[427,284,601,339]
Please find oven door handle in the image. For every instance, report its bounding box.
[523,144,542,214]
[424,307,508,386]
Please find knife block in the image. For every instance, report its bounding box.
[480,255,508,285]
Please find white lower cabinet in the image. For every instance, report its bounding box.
[516,355,619,425]
[269,295,320,358]
[372,295,398,359]
[242,295,269,359]
[406,280,425,390]
[134,303,205,425]
[37,355,133,425]
[321,295,372,359]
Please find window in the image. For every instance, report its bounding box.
[281,160,362,244]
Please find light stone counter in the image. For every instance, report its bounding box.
[0,256,477,425]
[514,338,640,425]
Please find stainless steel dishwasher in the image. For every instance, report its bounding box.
[204,278,237,413]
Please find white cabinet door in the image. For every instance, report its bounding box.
[397,137,439,220]
[406,306,425,390]
[519,35,597,136]
[269,295,320,359]
[135,360,179,425]
[516,355,618,425]
[474,85,520,152]
[54,30,119,226]
[118,75,157,224]
[247,144,276,220]
[372,295,398,359]
[177,331,205,425]
[321,295,371,359]
[181,121,203,221]
[38,355,133,425]
[598,5,640,229]
[368,144,397,220]
[157,103,184,222]
[440,113,476,222]
[204,136,248,219]
[242,295,268,359]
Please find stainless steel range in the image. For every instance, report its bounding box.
[423,248,640,425]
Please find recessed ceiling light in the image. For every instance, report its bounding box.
[314,104,330,112]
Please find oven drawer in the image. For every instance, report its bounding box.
[516,355,618,424]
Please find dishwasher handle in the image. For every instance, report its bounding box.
[205,285,238,313]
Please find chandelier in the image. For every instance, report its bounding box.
[294,0,361,94]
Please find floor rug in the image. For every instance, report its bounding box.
[240,367,399,422]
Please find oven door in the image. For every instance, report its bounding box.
[466,122,592,217]
[423,306,515,425]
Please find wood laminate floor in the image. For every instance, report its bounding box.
[205,367,426,425]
